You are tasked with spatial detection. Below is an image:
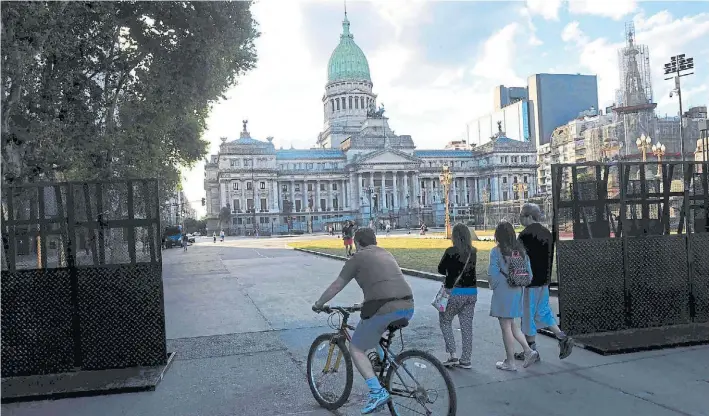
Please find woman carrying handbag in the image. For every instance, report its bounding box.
[432,223,478,369]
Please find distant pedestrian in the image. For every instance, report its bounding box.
[342,221,354,257]
[213,232,217,243]
[437,223,477,369]
[488,221,539,371]
[220,229,225,242]
[385,223,391,237]
[182,233,188,251]
[515,203,573,361]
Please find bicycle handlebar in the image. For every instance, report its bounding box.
[312,304,362,315]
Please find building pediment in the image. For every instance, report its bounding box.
[356,149,419,165]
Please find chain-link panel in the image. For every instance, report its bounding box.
[626,236,691,328]
[0,269,75,377]
[77,263,166,369]
[556,239,626,335]
[691,233,709,323]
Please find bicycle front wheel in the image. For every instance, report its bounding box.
[306,333,353,410]
[384,349,457,416]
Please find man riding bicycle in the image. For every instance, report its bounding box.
[313,227,414,414]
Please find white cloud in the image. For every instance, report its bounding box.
[567,0,638,20]
[561,21,588,44]
[471,23,525,86]
[370,0,430,38]
[525,0,563,20]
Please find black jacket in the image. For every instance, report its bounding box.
[437,246,477,289]
[518,223,553,287]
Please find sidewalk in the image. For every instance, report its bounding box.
[3,238,708,416]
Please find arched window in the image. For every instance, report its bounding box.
[331,99,334,112]
[361,96,365,109]
[336,98,340,110]
[355,96,359,109]
[349,96,353,109]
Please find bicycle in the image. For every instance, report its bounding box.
[307,304,457,415]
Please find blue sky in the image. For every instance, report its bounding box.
[184,0,709,214]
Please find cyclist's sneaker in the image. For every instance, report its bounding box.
[495,360,518,371]
[559,336,574,359]
[515,349,541,362]
[442,357,459,367]
[523,350,540,368]
[361,388,391,414]
[455,361,472,369]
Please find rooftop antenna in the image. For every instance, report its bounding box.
[344,0,347,17]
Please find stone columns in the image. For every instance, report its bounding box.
[392,171,398,210]
[302,180,307,212]
[403,172,409,208]
[290,180,295,205]
[463,177,469,205]
[328,181,334,211]
[453,178,458,206]
[220,181,227,208]
[412,173,419,206]
[315,179,321,212]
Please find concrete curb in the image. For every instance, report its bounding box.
[292,247,558,296]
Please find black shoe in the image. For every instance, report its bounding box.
[559,336,574,359]
[442,357,459,367]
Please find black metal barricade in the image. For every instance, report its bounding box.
[551,162,709,335]
[1,179,167,377]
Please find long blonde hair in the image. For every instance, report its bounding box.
[452,223,476,260]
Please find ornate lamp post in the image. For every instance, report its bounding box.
[439,166,453,238]
[365,186,375,225]
[636,133,652,162]
[652,141,666,178]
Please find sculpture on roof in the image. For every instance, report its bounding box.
[367,102,386,118]
[497,121,502,133]
[242,119,248,132]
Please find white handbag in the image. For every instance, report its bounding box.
[431,252,471,312]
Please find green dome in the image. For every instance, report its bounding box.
[327,15,371,83]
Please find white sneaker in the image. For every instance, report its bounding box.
[495,360,518,371]
[523,350,540,368]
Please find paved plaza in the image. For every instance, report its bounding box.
[3,236,708,416]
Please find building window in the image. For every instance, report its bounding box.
[307,183,313,191]
[295,200,302,212]
[260,198,267,211]
[524,191,529,199]
[320,183,326,191]
[355,97,359,109]
[336,99,340,110]
[513,176,518,184]
[360,96,365,109]
[333,198,338,210]
[349,96,353,109]
[232,199,240,212]
[307,163,313,169]
[523,175,528,183]
[295,184,300,192]
[233,182,240,190]
[260,181,266,190]
[331,99,334,112]
[246,182,253,190]
[512,156,518,163]
[421,180,425,189]
[320,199,326,211]
[503,191,509,201]
[282,184,287,192]
[502,177,507,184]
[230,159,240,167]
[332,183,338,191]
[362,179,366,187]
[246,199,254,210]
[244,159,252,167]
[514,192,519,200]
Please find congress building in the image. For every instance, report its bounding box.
[204,13,538,235]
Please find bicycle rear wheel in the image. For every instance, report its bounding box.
[306,333,353,410]
[384,349,457,416]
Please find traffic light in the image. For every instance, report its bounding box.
[201,197,206,206]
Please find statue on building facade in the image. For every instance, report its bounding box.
[366,102,386,118]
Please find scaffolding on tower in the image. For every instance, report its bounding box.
[612,22,657,160]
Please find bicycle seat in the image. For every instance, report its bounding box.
[387,318,409,332]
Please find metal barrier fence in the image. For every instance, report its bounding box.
[1,179,167,377]
[551,162,709,335]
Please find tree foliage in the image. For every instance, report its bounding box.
[2,1,258,202]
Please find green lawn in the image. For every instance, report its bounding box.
[289,237,558,282]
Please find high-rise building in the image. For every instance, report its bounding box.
[527,73,599,148]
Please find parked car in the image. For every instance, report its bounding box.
[185,233,196,243]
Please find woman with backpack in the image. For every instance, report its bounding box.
[488,221,539,371]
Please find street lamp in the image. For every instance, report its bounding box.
[664,54,694,163]
[365,186,375,225]
[636,133,652,162]
[652,141,666,178]
[439,165,453,239]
